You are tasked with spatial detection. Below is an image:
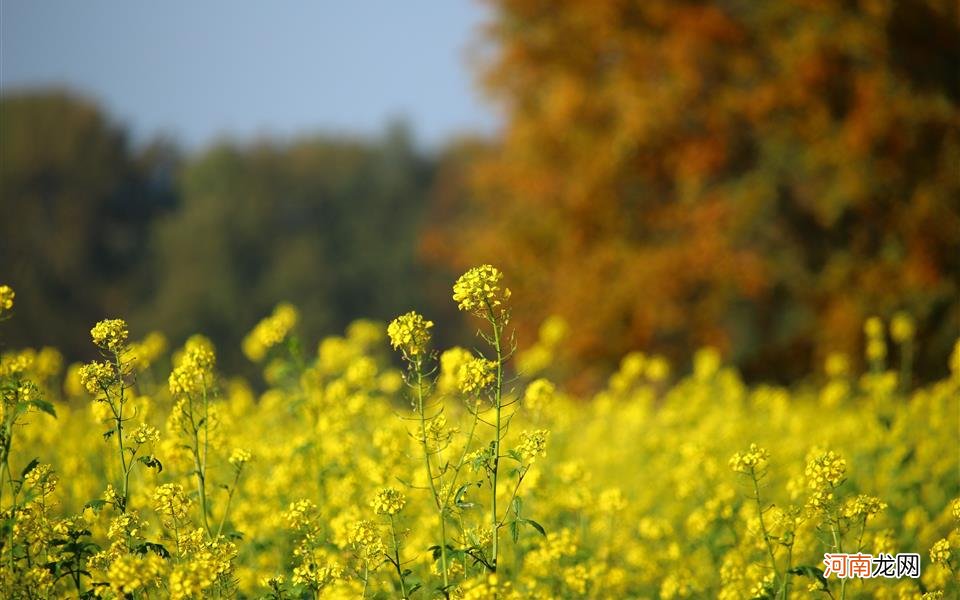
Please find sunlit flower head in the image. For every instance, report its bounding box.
[452,264,511,316]
[387,311,433,358]
[91,318,129,352]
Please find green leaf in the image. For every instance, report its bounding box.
[520,518,546,537]
[83,499,107,513]
[509,520,519,543]
[29,399,57,417]
[102,429,115,441]
[454,482,478,509]
[19,457,40,479]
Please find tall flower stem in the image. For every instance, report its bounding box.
[414,360,449,591]
[486,303,505,573]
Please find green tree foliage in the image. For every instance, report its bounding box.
[1,93,435,375]
[0,91,176,359]
[141,123,434,373]
[424,0,960,385]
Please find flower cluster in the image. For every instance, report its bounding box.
[438,346,473,393]
[842,494,887,518]
[930,539,951,565]
[348,520,385,560]
[517,429,549,463]
[78,361,115,396]
[890,311,915,343]
[242,302,299,362]
[105,553,165,596]
[0,284,13,316]
[387,311,434,358]
[168,340,216,396]
[131,423,161,445]
[864,316,887,363]
[153,483,192,521]
[452,264,511,316]
[457,357,497,395]
[90,318,129,353]
[229,447,252,467]
[729,444,770,475]
[371,488,406,516]
[524,378,556,412]
[1,271,956,599]
[805,449,846,489]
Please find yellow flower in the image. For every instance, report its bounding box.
[805,449,846,489]
[645,355,671,382]
[79,361,115,396]
[452,265,511,316]
[458,357,497,395]
[242,302,299,362]
[153,483,192,521]
[597,487,627,513]
[229,448,252,467]
[524,379,556,412]
[438,347,474,393]
[729,444,769,474]
[90,318,129,352]
[842,494,887,518]
[0,284,14,314]
[348,520,384,560]
[131,423,160,445]
[371,487,406,516]
[168,341,216,396]
[387,311,434,358]
[517,429,549,463]
[824,352,849,378]
[890,311,915,343]
[284,499,318,531]
[864,316,884,339]
[930,538,951,565]
[106,553,164,595]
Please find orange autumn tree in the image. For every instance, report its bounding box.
[423,0,960,385]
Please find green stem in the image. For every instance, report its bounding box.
[752,471,779,591]
[185,392,211,536]
[361,564,369,598]
[830,517,845,600]
[389,515,409,599]
[415,362,449,591]
[779,543,793,600]
[215,468,242,538]
[899,340,913,394]
[111,352,131,512]
[487,307,504,573]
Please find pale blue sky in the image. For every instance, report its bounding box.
[0,0,499,150]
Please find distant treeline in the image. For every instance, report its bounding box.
[0,91,459,377]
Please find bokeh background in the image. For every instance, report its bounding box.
[2,0,958,388]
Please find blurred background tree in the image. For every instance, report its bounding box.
[423,0,960,385]
[140,122,434,374]
[0,92,177,361]
[1,93,438,374]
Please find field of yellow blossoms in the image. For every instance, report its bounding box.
[0,267,957,599]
